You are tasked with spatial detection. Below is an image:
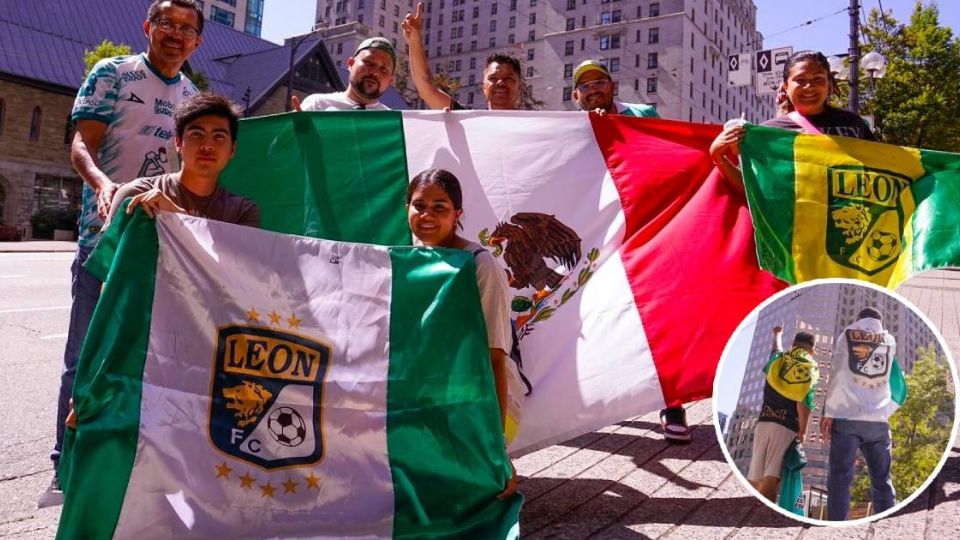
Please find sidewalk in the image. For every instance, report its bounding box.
[0,241,77,253]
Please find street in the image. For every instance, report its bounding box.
[0,250,958,538]
[0,251,73,537]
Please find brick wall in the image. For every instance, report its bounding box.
[0,80,75,169]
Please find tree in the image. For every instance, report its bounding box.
[518,82,544,111]
[849,344,953,507]
[860,3,960,151]
[83,39,133,76]
[188,71,210,91]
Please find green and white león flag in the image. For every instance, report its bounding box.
[57,207,520,539]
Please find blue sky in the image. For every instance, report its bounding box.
[262,0,960,54]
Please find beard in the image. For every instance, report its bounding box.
[351,74,384,100]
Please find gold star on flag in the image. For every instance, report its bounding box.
[260,481,276,498]
[282,477,299,494]
[287,313,301,328]
[305,472,321,490]
[215,462,233,479]
[247,308,260,322]
[239,472,256,489]
[269,310,282,325]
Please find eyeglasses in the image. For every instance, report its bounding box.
[576,78,611,93]
[152,18,200,40]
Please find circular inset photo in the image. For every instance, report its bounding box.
[714,278,958,525]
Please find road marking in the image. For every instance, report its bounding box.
[40,333,68,340]
[0,305,71,315]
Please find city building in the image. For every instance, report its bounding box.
[724,283,941,505]
[0,0,344,238]
[312,0,776,121]
[198,0,267,38]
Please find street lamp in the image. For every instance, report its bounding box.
[826,52,886,110]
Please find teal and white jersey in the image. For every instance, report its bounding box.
[615,99,659,118]
[72,53,197,248]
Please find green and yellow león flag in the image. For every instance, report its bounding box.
[741,125,960,287]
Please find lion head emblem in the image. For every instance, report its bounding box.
[223,380,273,428]
[831,203,871,245]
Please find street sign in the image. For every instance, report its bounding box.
[755,46,793,95]
[728,53,751,87]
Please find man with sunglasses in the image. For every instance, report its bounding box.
[42,0,203,507]
[572,60,658,118]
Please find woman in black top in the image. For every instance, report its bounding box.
[710,51,876,185]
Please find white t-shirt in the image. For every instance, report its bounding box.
[465,242,512,353]
[823,317,900,422]
[71,53,197,247]
[299,91,390,111]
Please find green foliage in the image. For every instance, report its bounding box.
[888,345,953,497]
[188,71,210,91]
[30,207,80,239]
[860,3,960,151]
[83,40,133,75]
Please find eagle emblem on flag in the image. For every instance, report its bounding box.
[479,212,599,339]
[209,322,330,469]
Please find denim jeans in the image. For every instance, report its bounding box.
[827,419,896,520]
[52,245,100,469]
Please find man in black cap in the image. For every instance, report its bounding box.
[294,37,396,111]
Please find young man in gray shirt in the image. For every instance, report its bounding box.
[108,92,259,227]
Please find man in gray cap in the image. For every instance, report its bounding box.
[572,60,658,117]
[294,37,397,111]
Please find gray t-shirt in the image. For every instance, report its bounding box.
[108,174,260,228]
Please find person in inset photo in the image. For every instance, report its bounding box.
[718,281,955,523]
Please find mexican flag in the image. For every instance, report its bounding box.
[220,111,785,453]
[58,209,521,539]
[740,124,960,288]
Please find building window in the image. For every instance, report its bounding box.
[600,12,611,25]
[610,58,620,72]
[490,20,496,32]
[647,52,658,69]
[34,174,82,211]
[528,30,535,40]
[634,79,639,91]
[650,3,660,17]
[647,78,657,93]
[210,6,235,26]
[491,4,497,15]
[529,13,536,25]
[649,27,659,43]
[378,15,384,27]
[489,37,496,48]
[567,0,576,10]
[611,34,620,49]
[566,18,575,31]
[472,23,478,35]
[469,57,476,69]
[636,6,642,18]
[564,40,574,56]
[612,10,621,23]
[526,66,534,77]
[600,35,609,49]
[562,87,572,101]
[563,63,573,78]
[509,16,516,29]
[467,92,474,104]
[508,34,515,44]
[527,49,535,60]
[29,106,41,142]
[244,0,264,36]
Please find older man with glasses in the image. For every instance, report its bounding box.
[41,0,203,507]
[572,60,659,118]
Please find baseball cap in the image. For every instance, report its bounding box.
[573,60,612,87]
[355,37,397,69]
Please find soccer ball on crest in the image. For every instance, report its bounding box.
[866,230,899,262]
[267,407,306,447]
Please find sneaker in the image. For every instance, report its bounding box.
[659,407,692,444]
[37,475,63,509]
